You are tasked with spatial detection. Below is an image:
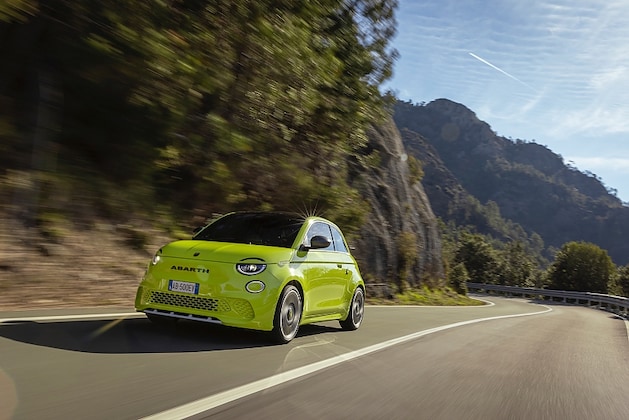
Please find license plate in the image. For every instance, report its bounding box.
[168,280,200,295]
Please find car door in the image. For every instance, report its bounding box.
[328,224,356,302]
[300,222,349,317]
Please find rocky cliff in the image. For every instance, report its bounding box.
[350,118,445,291]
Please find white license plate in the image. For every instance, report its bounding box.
[168,280,200,295]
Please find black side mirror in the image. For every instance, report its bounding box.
[309,235,332,250]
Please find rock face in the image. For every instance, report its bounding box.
[349,118,445,291]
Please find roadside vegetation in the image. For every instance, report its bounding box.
[367,286,484,306]
[441,224,629,298]
[1,0,397,234]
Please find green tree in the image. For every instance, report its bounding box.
[449,262,470,294]
[497,241,536,286]
[397,230,418,292]
[547,241,615,293]
[1,0,398,224]
[123,0,398,219]
[615,265,629,297]
[454,233,500,284]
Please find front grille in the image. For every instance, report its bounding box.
[144,290,255,320]
[227,298,255,320]
[147,290,230,312]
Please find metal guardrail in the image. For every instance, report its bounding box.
[467,282,629,316]
[366,283,393,298]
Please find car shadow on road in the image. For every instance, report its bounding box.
[0,317,341,353]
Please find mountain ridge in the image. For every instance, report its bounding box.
[393,98,629,265]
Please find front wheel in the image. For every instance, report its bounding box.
[339,287,364,331]
[271,285,303,344]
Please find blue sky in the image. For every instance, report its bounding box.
[387,0,629,202]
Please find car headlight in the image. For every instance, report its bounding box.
[236,263,266,275]
[151,254,161,265]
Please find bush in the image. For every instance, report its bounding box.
[449,262,470,294]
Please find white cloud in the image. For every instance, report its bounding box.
[550,106,629,138]
[590,67,628,90]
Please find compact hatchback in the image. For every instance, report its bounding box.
[135,212,365,343]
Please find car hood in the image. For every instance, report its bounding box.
[158,240,295,263]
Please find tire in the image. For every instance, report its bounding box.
[146,313,177,326]
[339,287,364,331]
[271,285,303,344]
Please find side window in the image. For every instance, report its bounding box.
[330,226,348,253]
[306,222,334,251]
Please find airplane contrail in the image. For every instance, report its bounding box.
[469,52,535,91]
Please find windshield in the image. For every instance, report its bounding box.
[194,212,305,248]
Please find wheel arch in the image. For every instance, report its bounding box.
[342,283,365,321]
[275,278,304,310]
[286,279,304,297]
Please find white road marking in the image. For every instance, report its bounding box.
[0,312,143,323]
[141,304,553,420]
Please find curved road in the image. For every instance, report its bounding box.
[0,297,627,419]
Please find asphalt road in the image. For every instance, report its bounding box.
[0,297,627,420]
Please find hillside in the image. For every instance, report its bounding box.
[0,116,446,310]
[1,2,451,309]
[394,99,629,265]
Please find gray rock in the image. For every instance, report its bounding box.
[350,118,444,292]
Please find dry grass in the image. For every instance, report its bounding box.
[0,209,479,311]
[0,213,173,311]
[367,286,484,306]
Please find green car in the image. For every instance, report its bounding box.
[135,211,365,343]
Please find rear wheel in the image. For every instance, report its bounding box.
[271,285,302,344]
[339,287,364,331]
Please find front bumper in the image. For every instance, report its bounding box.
[135,285,267,325]
[135,279,279,331]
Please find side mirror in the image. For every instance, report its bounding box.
[309,235,332,250]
